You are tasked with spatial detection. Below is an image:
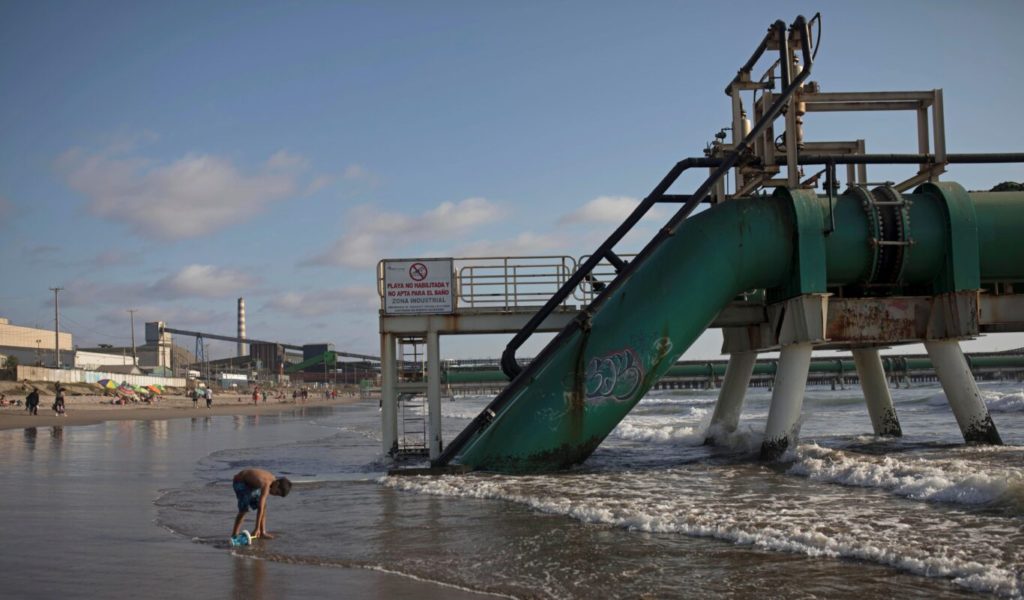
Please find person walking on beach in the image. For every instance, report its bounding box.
[231,468,292,540]
[204,386,213,408]
[26,388,40,415]
[190,387,199,408]
[53,386,66,416]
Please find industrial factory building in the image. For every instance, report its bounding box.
[0,315,193,377]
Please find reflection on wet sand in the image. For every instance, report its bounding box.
[233,555,266,600]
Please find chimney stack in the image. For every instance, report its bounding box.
[237,297,248,357]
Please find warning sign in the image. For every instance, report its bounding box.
[383,258,455,315]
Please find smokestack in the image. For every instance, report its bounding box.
[237,297,248,357]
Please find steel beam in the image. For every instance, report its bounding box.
[925,340,1001,444]
[380,333,398,456]
[426,331,443,460]
[852,348,902,436]
[761,342,814,460]
[705,351,758,444]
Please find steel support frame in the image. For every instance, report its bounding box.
[739,86,948,196]
[925,339,1002,444]
[380,333,398,456]
[851,348,902,436]
[705,351,758,444]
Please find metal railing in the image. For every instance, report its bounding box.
[456,256,576,310]
[378,255,584,312]
[376,254,647,312]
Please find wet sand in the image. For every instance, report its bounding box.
[0,402,490,599]
[0,393,363,430]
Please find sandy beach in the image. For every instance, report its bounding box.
[1,399,489,600]
[0,391,363,430]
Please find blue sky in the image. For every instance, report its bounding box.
[2,1,1023,360]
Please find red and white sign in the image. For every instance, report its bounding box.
[383,258,454,315]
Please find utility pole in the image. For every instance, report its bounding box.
[49,287,63,368]
[127,309,138,366]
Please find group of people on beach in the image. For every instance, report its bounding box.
[10,385,66,416]
[189,386,213,408]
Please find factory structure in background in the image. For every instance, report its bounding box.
[0,296,379,389]
[237,297,248,358]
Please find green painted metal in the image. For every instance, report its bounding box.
[918,182,981,293]
[453,187,1024,472]
[285,351,336,373]
[457,196,795,472]
[971,191,1024,281]
[768,188,827,302]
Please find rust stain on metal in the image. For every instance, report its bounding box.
[827,297,923,343]
[483,435,606,473]
[568,323,590,441]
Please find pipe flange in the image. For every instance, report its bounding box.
[850,185,881,284]
[870,185,912,286]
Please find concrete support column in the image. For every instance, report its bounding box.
[761,342,813,460]
[380,333,398,456]
[705,351,758,444]
[426,330,443,460]
[925,339,1002,444]
[852,348,903,437]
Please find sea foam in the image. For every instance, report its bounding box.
[788,443,1024,511]
[380,472,1023,598]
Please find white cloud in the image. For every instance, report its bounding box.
[453,232,565,257]
[558,196,641,225]
[265,286,378,317]
[91,250,130,267]
[152,265,259,298]
[342,164,370,180]
[305,174,334,195]
[58,148,311,240]
[266,150,309,170]
[306,197,504,268]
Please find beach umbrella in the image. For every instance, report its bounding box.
[98,379,117,390]
[146,385,162,395]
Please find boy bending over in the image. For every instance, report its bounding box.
[231,468,292,539]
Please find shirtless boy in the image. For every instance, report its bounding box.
[230,468,292,539]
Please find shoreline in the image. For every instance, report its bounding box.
[0,394,365,430]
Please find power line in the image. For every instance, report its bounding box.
[57,311,131,344]
[128,308,138,364]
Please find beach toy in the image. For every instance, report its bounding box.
[229,530,253,547]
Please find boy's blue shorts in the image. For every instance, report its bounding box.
[233,480,261,513]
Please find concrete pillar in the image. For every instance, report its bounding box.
[705,351,757,444]
[925,340,1002,444]
[852,348,903,437]
[426,330,443,460]
[380,333,398,456]
[761,342,813,460]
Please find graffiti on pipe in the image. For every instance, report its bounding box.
[584,347,643,404]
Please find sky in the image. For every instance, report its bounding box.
[1,1,1023,361]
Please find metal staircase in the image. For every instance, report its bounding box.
[396,337,428,457]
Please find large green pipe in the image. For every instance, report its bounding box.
[453,185,1024,472]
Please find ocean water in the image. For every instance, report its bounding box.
[147,382,1024,599]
